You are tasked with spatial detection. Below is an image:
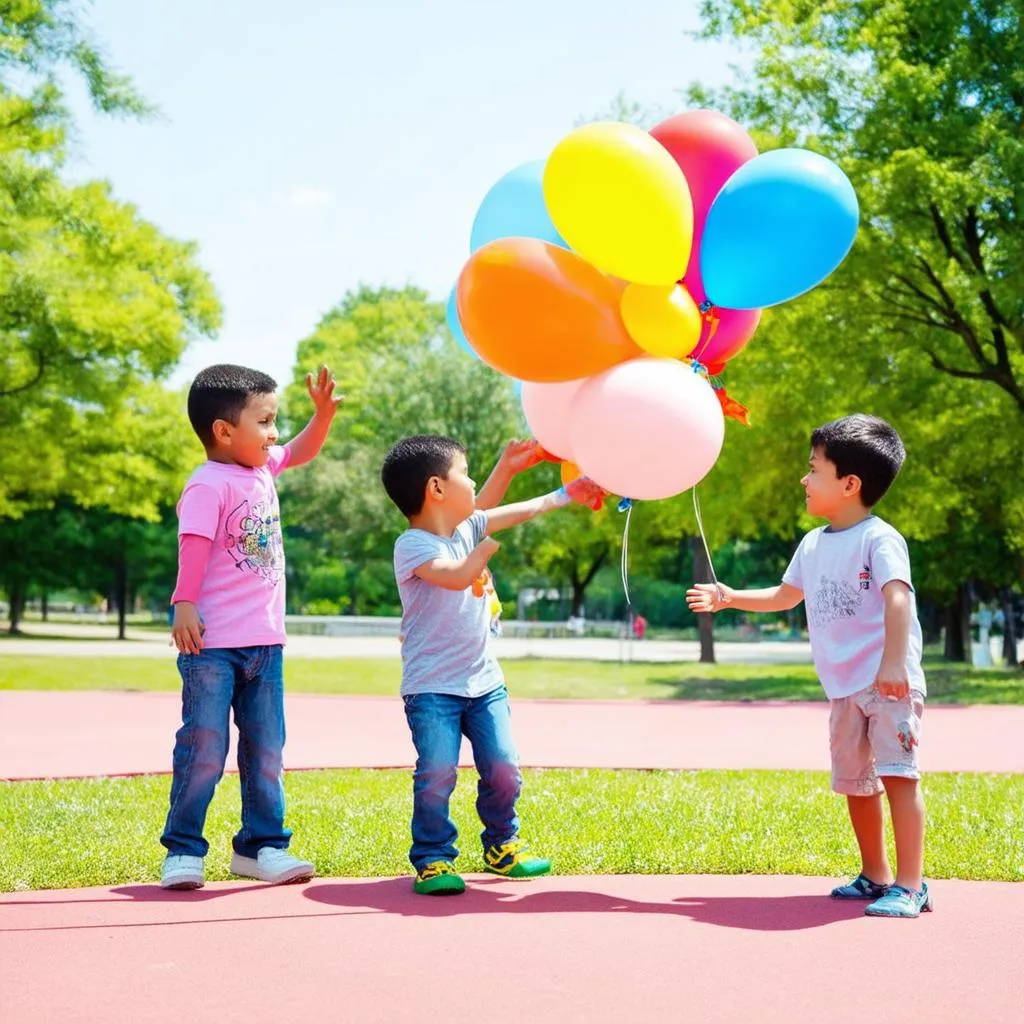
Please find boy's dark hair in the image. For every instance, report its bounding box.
[381,435,466,518]
[187,364,277,447]
[810,414,906,507]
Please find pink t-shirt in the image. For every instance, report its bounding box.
[176,446,291,648]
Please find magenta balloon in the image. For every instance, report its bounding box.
[683,273,762,366]
[568,358,725,500]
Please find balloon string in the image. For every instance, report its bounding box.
[620,502,633,611]
[691,302,720,363]
[692,486,723,602]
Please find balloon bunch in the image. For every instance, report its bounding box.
[447,109,859,503]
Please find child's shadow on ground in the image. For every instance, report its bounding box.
[304,877,858,932]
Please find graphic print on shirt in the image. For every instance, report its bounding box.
[224,498,284,583]
[472,568,504,636]
[808,574,864,629]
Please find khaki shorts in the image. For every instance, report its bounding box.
[829,685,924,796]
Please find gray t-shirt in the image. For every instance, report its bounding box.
[393,510,504,698]
[783,516,926,699]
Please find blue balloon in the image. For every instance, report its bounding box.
[470,159,567,252]
[446,286,479,360]
[700,149,859,310]
[512,379,523,399]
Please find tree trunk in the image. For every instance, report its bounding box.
[41,592,48,622]
[8,580,25,634]
[1001,587,1021,668]
[115,557,128,640]
[690,536,716,664]
[569,546,609,619]
[943,585,971,662]
[919,601,942,646]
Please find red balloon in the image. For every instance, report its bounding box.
[456,238,642,382]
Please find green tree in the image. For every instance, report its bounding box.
[691,0,1024,410]
[0,3,220,510]
[683,0,1024,661]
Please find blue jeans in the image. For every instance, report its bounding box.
[161,646,291,859]
[403,685,522,870]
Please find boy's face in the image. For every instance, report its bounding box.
[213,392,279,467]
[433,451,476,521]
[801,446,861,519]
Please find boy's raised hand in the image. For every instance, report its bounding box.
[305,365,343,415]
[685,583,733,614]
[499,439,543,474]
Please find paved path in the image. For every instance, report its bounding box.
[0,622,814,663]
[3,874,1021,1024]
[2,691,1022,780]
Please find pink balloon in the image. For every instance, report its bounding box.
[521,378,586,461]
[568,359,725,500]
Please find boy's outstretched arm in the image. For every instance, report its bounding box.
[686,582,803,614]
[413,537,501,591]
[475,440,541,510]
[484,477,604,535]
[285,366,343,468]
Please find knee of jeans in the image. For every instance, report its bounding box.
[415,760,458,794]
[482,757,521,793]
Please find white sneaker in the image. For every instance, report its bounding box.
[161,854,205,890]
[230,847,315,885]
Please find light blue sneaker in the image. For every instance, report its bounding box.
[830,873,890,900]
[864,883,933,918]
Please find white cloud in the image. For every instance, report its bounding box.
[286,187,334,208]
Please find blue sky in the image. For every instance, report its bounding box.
[66,0,744,387]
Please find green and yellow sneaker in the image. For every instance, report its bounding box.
[483,839,551,879]
[413,860,465,896]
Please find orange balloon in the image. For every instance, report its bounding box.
[456,238,643,382]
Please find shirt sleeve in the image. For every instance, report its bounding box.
[394,531,445,583]
[266,445,291,478]
[872,530,914,591]
[782,537,806,589]
[177,482,222,541]
[465,510,489,546]
[171,534,213,604]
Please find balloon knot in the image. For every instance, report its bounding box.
[690,359,709,378]
[617,497,633,513]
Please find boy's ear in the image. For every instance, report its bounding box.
[211,419,233,446]
[425,475,445,503]
[842,474,863,499]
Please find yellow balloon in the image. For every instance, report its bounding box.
[620,283,703,358]
[543,122,694,286]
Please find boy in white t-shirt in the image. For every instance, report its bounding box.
[687,414,931,919]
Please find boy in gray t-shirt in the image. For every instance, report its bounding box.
[381,435,603,895]
[687,414,932,920]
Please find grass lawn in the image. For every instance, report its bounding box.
[0,653,1021,703]
[1,768,1020,892]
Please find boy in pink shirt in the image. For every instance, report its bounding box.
[160,363,340,890]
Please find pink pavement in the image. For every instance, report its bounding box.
[1,690,1023,780]
[3,874,1023,1024]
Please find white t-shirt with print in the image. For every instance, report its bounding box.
[782,516,926,699]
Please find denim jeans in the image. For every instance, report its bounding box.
[403,685,522,870]
[161,645,291,859]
